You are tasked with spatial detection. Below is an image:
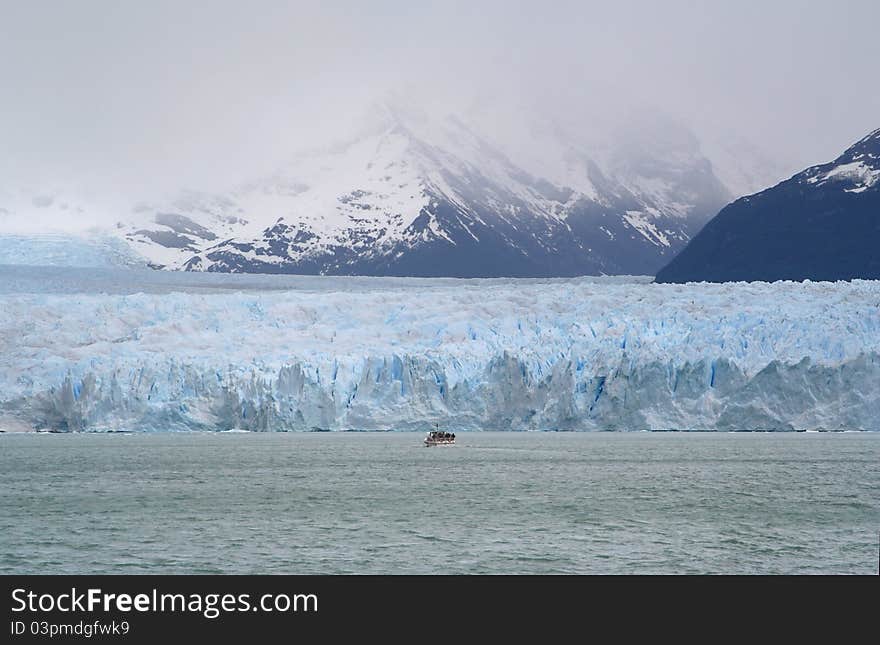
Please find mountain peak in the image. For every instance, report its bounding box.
[656,125,880,283]
[1,100,773,278]
[798,127,880,194]
[101,104,735,277]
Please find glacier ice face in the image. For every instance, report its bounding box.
[0,267,878,432]
[0,235,146,269]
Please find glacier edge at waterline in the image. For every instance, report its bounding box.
[1,270,878,432]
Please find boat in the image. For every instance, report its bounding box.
[424,424,455,447]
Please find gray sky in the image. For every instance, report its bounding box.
[1,0,878,196]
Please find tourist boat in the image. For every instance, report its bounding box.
[424,424,455,447]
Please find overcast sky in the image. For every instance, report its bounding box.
[1,0,878,196]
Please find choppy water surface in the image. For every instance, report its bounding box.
[1,432,877,574]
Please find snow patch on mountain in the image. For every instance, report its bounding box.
[800,128,880,193]
[808,160,880,193]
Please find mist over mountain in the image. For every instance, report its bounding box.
[1,2,877,276]
[1,99,775,277]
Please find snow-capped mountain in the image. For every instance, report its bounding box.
[0,103,782,277]
[656,127,880,283]
[109,105,733,277]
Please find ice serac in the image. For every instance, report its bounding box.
[0,270,877,432]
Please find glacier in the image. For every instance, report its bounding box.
[0,266,878,432]
[0,235,146,269]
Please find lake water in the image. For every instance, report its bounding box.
[1,432,877,574]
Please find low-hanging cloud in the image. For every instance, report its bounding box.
[1,0,878,203]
